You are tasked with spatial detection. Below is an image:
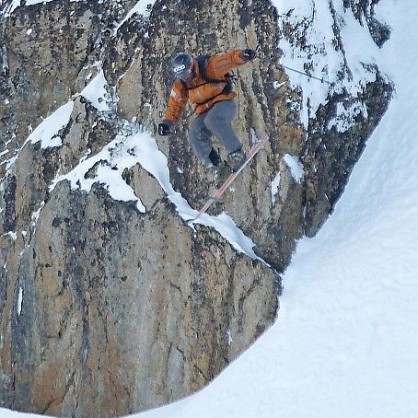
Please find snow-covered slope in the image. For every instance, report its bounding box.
[131,1,418,416]
[2,0,418,417]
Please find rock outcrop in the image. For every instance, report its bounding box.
[0,0,391,416]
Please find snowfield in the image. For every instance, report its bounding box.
[2,0,418,417]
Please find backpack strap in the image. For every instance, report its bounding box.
[179,79,188,95]
[197,55,233,93]
[197,55,220,83]
[177,56,217,95]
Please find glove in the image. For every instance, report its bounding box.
[158,121,171,136]
[241,48,256,61]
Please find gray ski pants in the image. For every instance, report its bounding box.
[188,100,242,166]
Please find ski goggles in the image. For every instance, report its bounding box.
[173,63,193,81]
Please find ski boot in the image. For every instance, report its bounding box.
[228,148,246,172]
[210,161,231,186]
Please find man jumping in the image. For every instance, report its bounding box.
[158,48,257,184]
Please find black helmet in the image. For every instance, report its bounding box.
[171,53,194,81]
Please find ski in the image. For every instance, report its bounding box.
[192,137,267,221]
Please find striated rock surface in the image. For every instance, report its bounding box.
[2,178,278,416]
[1,0,391,416]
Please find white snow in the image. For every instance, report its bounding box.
[270,172,281,204]
[4,0,82,17]
[25,101,74,149]
[17,287,23,316]
[50,132,147,213]
[283,154,304,183]
[327,101,368,133]
[4,0,156,36]
[131,1,418,417]
[78,70,113,112]
[49,125,260,259]
[2,1,418,418]
[274,0,383,128]
[5,231,17,241]
[113,0,157,34]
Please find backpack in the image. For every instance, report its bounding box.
[180,55,233,95]
[196,55,233,93]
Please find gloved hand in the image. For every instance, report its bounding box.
[158,120,171,136]
[241,48,256,61]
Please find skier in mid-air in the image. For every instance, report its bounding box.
[158,48,257,184]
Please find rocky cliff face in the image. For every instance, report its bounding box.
[1,0,391,416]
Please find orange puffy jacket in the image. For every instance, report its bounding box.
[163,49,247,124]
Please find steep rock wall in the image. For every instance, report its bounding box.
[2,177,277,416]
[1,0,391,416]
